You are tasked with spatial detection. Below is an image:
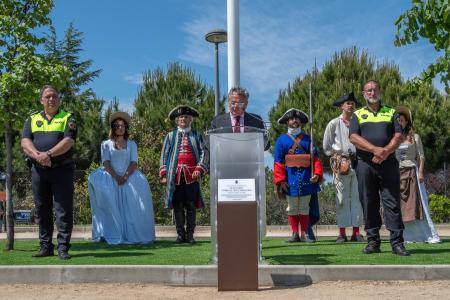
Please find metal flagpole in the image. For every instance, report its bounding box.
[227,0,240,90]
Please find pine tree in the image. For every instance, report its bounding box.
[44,22,105,169]
[269,46,450,171]
[134,63,222,132]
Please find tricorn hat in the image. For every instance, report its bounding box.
[277,108,308,124]
[109,112,131,125]
[333,91,361,107]
[395,105,412,124]
[168,105,199,120]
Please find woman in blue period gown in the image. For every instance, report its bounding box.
[88,112,155,244]
[395,106,440,243]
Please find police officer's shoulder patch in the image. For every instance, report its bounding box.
[68,118,77,130]
[361,114,368,119]
[35,120,43,127]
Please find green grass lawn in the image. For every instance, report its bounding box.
[1,238,449,265]
[263,238,450,265]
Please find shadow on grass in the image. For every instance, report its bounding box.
[73,251,151,258]
[408,248,450,255]
[70,240,209,251]
[264,253,335,265]
[67,240,210,259]
[262,242,364,251]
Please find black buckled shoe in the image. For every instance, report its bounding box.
[362,244,381,254]
[175,235,186,244]
[58,250,71,260]
[336,235,348,244]
[392,244,410,256]
[186,233,196,244]
[32,246,54,258]
[300,235,314,243]
[287,232,301,243]
[350,234,365,242]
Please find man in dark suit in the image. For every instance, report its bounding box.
[210,86,269,149]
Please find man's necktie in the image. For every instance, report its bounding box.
[234,116,240,133]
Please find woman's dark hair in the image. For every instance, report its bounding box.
[398,113,414,143]
[109,118,129,140]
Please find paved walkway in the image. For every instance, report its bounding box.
[2,224,450,240]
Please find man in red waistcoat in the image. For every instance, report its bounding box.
[160,105,209,244]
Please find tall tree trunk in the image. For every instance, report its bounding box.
[5,121,14,250]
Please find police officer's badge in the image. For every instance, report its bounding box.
[361,114,368,119]
[36,120,43,127]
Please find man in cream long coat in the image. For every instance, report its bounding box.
[323,92,364,243]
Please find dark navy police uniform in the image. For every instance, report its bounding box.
[22,109,77,252]
[349,105,404,247]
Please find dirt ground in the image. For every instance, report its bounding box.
[2,281,450,300]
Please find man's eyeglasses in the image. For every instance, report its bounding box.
[229,102,246,108]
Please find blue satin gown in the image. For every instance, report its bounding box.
[88,139,155,244]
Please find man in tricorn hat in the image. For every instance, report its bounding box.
[160,105,209,244]
[323,92,364,243]
[273,108,323,242]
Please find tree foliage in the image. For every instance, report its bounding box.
[429,194,450,223]
[0,0,69,250]
[134,63,224,132]
[44,22,105,169]
[269,46,450,172]
[395,0,450,93]
[0,1,68,125]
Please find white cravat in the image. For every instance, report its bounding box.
[177,127,191,133]
[288,127,302,135]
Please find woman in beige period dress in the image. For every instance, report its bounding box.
[395,106,440,243]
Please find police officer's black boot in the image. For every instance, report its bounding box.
[174,209,186,244]
[392,244,410,256]
[186,202,196,244]
[362,228,381,254]
[58,248,71,260]
[391,230,410,256]
[33,243,54,258]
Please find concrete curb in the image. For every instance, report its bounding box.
[1,265,450,285]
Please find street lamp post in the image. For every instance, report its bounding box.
[205,29,227,116]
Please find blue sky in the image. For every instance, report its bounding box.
[50,0,439,118]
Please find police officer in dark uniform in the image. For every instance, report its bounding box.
[349,80,410,256]
[21,85,77,260]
